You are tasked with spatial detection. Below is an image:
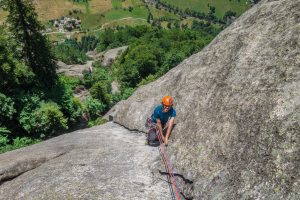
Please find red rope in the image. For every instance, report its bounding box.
[156,128,181,200]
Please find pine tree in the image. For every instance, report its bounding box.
[167,22,172,29]
[147,12,154,24]
[2,0,57,88]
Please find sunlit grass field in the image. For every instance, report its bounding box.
[102,17,149,29]
[105,6,148,20]
[0,0,112,29]
[105,0,148,21]
[89,0,112,14]
[46,33,66,42]
[148,5,179,20]
[34,0,111,21]
[122,0,144,8]
[161,0,250,18]
[112,0,123,9]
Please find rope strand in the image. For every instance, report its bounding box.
[156,128,181,200]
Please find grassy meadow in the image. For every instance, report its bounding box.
[161,0,251,18]
[105,6,148,20]
[35,0,112,29]
[101,17,149,29]
[148,5,179,20]
[112,0,123,9]
[33,0,111,20]
[105,0,148,21]
[122,0,144,8]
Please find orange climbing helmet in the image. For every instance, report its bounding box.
[162,96,174,106]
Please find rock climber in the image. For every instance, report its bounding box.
[146,96,176,146]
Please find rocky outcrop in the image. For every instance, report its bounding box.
[105,0,300,199]
[101,46,128,67]
[111,80,120,94]
[56,60,93,77]
[74,85,90,101]
[0,122,171,199]
[87,46,128,67]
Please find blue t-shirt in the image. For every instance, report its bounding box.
[152,105,176,125]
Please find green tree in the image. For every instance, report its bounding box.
[117,44,162,87]
[209,6,216,14]
[174,21,180,29]
[0,93,16,126]
[167,22,172,29]
[223,10,236,21]
[53,42,88,64]
[90,81,112,106]
[47,76,83,124]
[2,0,57,88]
[83,65,111,88]
[83,97,106,120]
[0,127,10,147]
[0,28,34,94]
[79,35,99,52]
[19,101,68,137]
[147,13,153,23]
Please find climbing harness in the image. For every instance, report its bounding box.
[156,127,181,200]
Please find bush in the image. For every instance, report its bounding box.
[0,136,41,154]
[53,43,88,64]
[83,97,106,120]
[87,117,107,128]
[137,74,158,87]
[0,127,10,147]
[90,81,112,106]
[79,35,99,52]
[83,65,111,88]
[67,97,83,123]
[112,87,135,103]
[0,30,35,93]
[13,137,40,148]
[96,26,150,52]
[116,44,163,87]
[0,93,16,124]
[58,74,82,90]
[0,135,9,147]
[48,79,83,124]
[223,10,236,21]
[20,102,68,137]
[19,94,42,120]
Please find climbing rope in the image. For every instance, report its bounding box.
[156,127,181,200]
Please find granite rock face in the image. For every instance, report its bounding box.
[0,123,171,200]
[56,60,93,77]
[105,0,300,199]
[101,46,128,67]
[86,46,128,67]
